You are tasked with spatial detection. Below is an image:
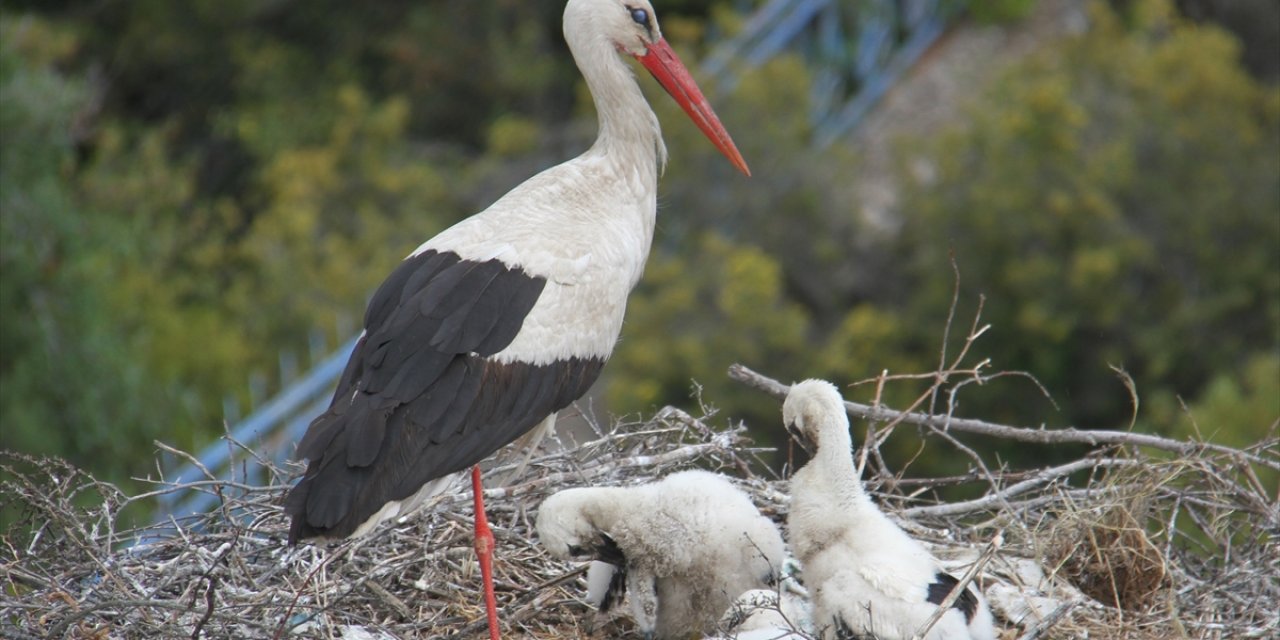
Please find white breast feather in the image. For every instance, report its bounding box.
[409,155,655,364]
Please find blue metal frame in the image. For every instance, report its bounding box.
[155,335,358,523]
[702,0,960,147]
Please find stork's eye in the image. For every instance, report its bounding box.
[629,7,649,26]
[568,544,587,556]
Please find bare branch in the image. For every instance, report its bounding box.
[728,364,1280,473]
[901,458,1142,518]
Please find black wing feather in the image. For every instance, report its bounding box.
[475,273,543,354]
[286,249,604,543]
[452,268,524,354]
[595,534,627,613]
[926,572,979,622]
[363,250,448,329]
[429,262,503,349]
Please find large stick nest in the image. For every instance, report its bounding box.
[2,378,1277,639]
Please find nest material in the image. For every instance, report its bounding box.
[1,407,771,640]
[2,399,1277,640]
[1047,497,1169,612]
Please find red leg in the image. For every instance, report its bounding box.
[471,465,500,640]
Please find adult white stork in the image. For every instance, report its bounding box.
[282,0,748,638]
[782,380,997,640]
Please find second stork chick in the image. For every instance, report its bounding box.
[783,379,997,640]
[537,469,785,639]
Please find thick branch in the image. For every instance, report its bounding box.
[728,364,1280,473]
[900,457,1140,517]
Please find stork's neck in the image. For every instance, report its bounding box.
[569,36,667,179]
[813,428,873,508]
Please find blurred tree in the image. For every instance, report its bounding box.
[1158,354,1280,450]
[0,1,740,489]
[2,0,1275,497]
[896,0,1279,434]
[605,233,810,437]
[654,52,902,327]
[0,17,181,476]
[1171,0,1279,81]
[609,0,1278,479]
[233,84,453,351]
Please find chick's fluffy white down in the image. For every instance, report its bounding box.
[537,470,785,639]
[784,380,996,640]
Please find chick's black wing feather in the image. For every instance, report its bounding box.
[595,534,627,613]
[926,572,979,622]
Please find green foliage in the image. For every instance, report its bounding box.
[235,85,452,349]
[896,0,1280,432]
[1,9,469,482]
[605,233,809,434]
[1145,352,1279,502]
[1,0,1274,497]
[486,114,542,157]
[0,1,661,490]
[0,17,179,478]
[72,85,460,441]
[74,122,242,413]
[597,1,1278,468]
[967,0,1038,24]
[1155,354,1280,448]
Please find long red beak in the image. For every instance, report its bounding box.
[637,39,750,177]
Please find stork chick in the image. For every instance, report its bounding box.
[783,380,997,640]
[537,470,784,639]
[711,557,813,640]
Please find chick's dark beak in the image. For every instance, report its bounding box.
[786,421,815,455]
